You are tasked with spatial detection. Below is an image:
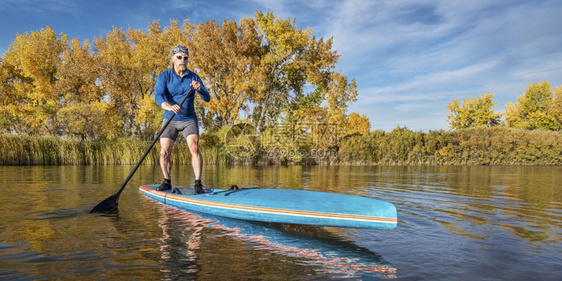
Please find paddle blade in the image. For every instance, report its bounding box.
[90,194,119,213]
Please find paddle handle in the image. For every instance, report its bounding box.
[112,88,196,197]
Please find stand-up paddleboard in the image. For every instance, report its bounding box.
[139,185,397,229]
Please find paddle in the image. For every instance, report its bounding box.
[90,88,195,213]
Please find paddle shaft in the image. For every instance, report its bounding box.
[90,88,195,212]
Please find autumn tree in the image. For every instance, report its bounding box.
[550,86,562,125]
[447,92,502,130]
[187,18,260,131]
[504,81,559,130]
[324,73,358,133]
[0,26,68,135]
[93,27,137,138]
[54,38,110,139]
[1,13,362,141]
[93,20,184,139]
[126,20,186,139]
[187,11,358,138]
[0,58,20,134]
[345,112,371,136]
[250,11,357,134]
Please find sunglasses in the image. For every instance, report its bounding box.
[175,55,189,60]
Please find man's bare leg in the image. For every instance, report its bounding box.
[187,134,204,193]
[157,138,175,191]
[186,134,202,180]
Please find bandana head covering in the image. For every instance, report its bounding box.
[171,45,189,56]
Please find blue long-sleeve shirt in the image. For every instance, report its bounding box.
[154,68,211,121]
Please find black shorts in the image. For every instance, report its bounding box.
[160,120,199,141]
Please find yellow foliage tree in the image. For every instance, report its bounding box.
[345,112,371,136]
[93,27,136,137]
[187,18,260,130]
[1,26,68,135]
[56,38,102,103]
[447,92,502,130]
[325,73,358,127]
[0,57,22,133]
[504,81,559,130]
[1,13,362,141]
[56,101,112,139]
[251,11,356,134]
[54,38,119,139]
[94,20,182,138]
[126,20,185,139]
[548,85,562,126]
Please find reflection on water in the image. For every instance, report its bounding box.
[0,165,560,280]
[154,205,396,280]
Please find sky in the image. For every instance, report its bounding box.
[1,0,562,132]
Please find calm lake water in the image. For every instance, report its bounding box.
[0,165,560,280]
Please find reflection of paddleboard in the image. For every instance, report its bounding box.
[156,205,397,279]
[139,184,397,229]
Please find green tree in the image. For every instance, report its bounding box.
[446,92,502,130]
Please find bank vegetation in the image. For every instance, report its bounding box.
[1,126,561,166]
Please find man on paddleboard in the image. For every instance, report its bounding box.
[154,45,211,194]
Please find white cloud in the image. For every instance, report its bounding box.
[308,0,562,130]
